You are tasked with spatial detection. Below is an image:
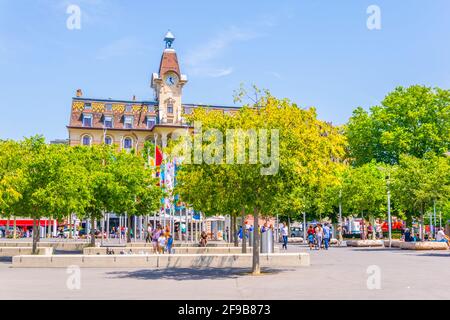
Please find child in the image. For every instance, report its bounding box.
[166,234,173,254]
[158,232,166,254]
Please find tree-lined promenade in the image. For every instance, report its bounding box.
[0,85,449,274]
[0,138,162,254]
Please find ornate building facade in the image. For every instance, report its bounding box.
[67,31,240,150]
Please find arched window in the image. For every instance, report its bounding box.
[81,135,92,146]
[104,136,113,146]
[123,137,133,150]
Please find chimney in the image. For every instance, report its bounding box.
[76,89,83,97]
[132,95,136,101]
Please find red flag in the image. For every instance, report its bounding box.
[156,146,163,166]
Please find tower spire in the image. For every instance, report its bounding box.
[164,30,175,49]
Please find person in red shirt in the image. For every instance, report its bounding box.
[307,225,316,250]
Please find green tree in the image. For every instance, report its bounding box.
[174,91,346,274]
[341,162,387,239]
[347,85,450,165]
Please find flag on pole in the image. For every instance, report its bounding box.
[156,146,163,166]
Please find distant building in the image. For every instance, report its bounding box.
[67,31,240,151]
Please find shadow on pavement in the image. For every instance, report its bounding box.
[106,267,289,281]
[414,252,450,258]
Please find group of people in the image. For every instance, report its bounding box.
[145,224,174,254]
[403,227,449,244]
[307,223,333,250]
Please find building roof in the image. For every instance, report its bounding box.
[159,49,181,77]
[72,97,158,105]
[72,97,240,110]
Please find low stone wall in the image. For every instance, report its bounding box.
[12,253,310,269]
[383,240,402,248]
[84,247,260,255]
[400,242,449,251]
[0,241,89,251]
[0,247,53,256]
[346,240,384,247]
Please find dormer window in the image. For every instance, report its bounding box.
[125,104,132,113]
[148,105,155,113]
[83,114,93,127]
[104,116,113,128]
[105,103,112,112]
[167,104,174,114]
[147,117,156,129]
[124,116,133,129]
[84,103,92,111]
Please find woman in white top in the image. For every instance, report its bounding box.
[315,224,324,250]
[281,225,289,250]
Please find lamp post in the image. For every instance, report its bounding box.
[387,172,392,248]
[339,190,343,243]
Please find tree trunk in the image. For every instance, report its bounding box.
[361,212,365,240]
[127,215,132,243]
[32,218,40,255]
[252,207,260,275]
[90,216,96,247]
[241,208,247,254]
[13,216,17,239]
[68,214,72,239]
[421,204,425,241]
[233,216,239,247]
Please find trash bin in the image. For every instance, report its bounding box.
[261,229,274,253]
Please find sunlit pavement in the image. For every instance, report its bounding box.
[0,243,448,300]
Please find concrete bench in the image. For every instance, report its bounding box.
[0,247,54,256]
[0,242,89,251]
[84,246,280,255]
[383,240,402,248]
[346,240,384,247]
[12,253,310,268]
[400,242,449,251]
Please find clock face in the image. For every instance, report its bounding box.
[165,73,178,86]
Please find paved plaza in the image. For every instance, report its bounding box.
[0,244,448,300]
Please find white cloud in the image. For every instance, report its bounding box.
[185,26,261,78]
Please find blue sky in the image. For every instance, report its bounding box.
[1,0,449,141]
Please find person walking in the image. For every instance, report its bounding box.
[323,223,331,250]
[307,225,315,250]
[281,224,289,250]
[157,231,166,254]
[166,234,174,254]
[152,226,162,253]
[315,224,324,250]
[146,223,153,243]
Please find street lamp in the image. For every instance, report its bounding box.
[386,171,392,248]
[378,166,392,248]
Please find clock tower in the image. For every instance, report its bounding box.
[151,31,188,125]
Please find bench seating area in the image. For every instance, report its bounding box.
[12,253,310,268]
